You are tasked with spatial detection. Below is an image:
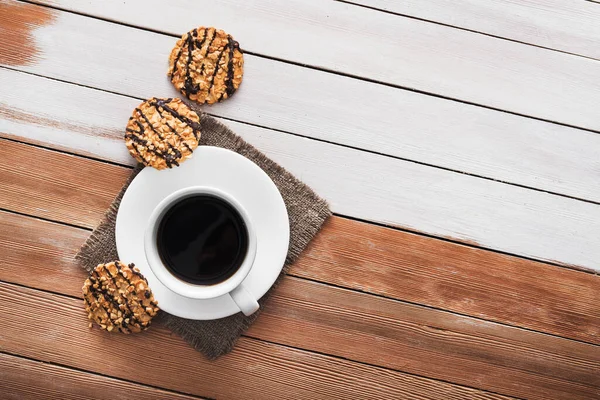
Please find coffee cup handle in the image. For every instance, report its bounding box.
[230,284,259,316]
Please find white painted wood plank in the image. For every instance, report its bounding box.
[1,68,599,271]
[29,0,600,131]
[348,0,600,61]
[3,6,600,203]
[0,71,130,164]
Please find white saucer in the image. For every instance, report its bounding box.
[115,147,289,320]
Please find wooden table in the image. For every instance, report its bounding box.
[1,1,600,398]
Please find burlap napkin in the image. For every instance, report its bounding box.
[76,112,330,359]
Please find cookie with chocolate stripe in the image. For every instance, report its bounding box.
[124,97,201,170]
[168,27,244,104]
[82,261,159,334]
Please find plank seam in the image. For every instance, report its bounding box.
[247,336,524,400]
[3,66,600,207]
[16,1,600,137]
[3,222,600,346]
[0,350,212,399]
[4,250,596,350]
[3,206,599,348]
[0,207,92,232]
[333,0,600,63]
[340,213,600,275]
[1,135,598,275]
[0,280,522,400]
[283,274,600,347]
[0,129,133,170]
[0,65,145,106]
[210,114,600,206]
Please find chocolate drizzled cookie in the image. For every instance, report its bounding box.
[83,261,159,334]
[124,97,201,170]
[168,27,244,104]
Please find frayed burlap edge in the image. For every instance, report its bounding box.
[76,112,331,359]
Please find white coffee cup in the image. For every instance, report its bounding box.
[143,186,260,316]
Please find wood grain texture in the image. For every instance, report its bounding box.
[0,77,600,270]
[0,139,130,227]
[24,0,600,131]
[0,211,90,293]
[0,126,600,276]
[2,3,599,399]
[3,65,600,205]
[0,1,54,66]
[0,353,204,400]
[291,217,600,345]
[252,278,600,400]
[348,0,600,61]
[0,282,512,400]
[1,211,600,399]
[3,209,599,347]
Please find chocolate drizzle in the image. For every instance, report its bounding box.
[171,27,240,102]
[117,261,134,287]
[84,293,110,323]
[152,105,193,153]
[170,38,185,81]
[106,265,139,324]
[148,98,202,141]
[126,121,178,167]
[182,28,212,96]
[206,38,228,100]
[123,129,146,161]
[97,276,134,319]
[124,98,203,168]
[83,261,159,336]
[125,132,178,168]
[183,32,198,95]
[219,36,239,101]
[89,275,137,329]
[199,28,216,76]
[124,105,195,168]
[136,109,182,159]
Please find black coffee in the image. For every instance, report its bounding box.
[156,195,249,285]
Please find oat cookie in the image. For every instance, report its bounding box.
[168,27,244,104]
[82,261,159,334]
[125,97,201,170]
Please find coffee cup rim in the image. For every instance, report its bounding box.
[143,186,257,299]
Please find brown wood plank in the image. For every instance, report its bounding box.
[0,352,204,400]
[0,282,509,400]
[253,279,600,400]
[0,139,129,228]
[1,211,600,399]
[0,2,56,67]
[291,217,600,345]
[0,210,90,294]
[1,138,599,348]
